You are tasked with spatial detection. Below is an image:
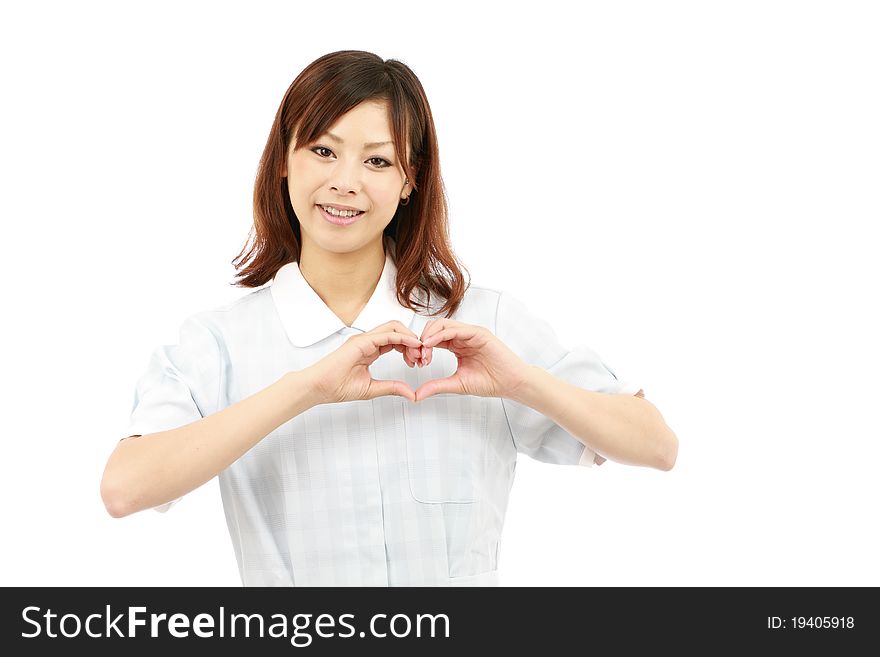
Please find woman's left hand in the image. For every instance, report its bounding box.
[412,319,532,401]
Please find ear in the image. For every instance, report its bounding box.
[282,136,295,178]
[404,168,418,191]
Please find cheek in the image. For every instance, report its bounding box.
[286,155,318,185]
[287,170,319,201]
[372,181,403,205]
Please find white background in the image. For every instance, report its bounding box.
[2,1,877,587]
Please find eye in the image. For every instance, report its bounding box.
[310,146,392,169]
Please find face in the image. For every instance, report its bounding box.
[282,100,411,256]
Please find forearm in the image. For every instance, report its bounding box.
[101,369,321,517]
[510,365,678,470]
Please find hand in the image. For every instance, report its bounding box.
[412,319,532,402]
[306,321,425,404]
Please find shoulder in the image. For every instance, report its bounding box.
[446,284,503,324]
[460,284,503,308]
[449,285,545,330]
[185,287,273,335]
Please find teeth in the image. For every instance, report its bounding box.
[322,205,363,218]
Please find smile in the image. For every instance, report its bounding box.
[317,204,366,226]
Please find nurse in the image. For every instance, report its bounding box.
[101,50,678,586]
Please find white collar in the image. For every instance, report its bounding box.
[270,236,416,347]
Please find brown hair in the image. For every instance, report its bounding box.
[231,50,470,318]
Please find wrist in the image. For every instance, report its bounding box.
[283,368,325,410]
[506,364,543,405]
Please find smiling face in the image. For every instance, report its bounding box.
[282,100,411,256]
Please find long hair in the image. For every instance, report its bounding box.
[231,50,470,318]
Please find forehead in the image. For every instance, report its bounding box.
[325,100,393,136]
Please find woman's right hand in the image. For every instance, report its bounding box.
[305,321,426,404]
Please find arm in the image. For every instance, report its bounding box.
[509,366,677,471]
[100,369,321,518]
[593,389,645,465]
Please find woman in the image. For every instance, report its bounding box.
[101,50,678,586]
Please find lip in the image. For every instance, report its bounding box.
[319,202,364,212]
[317,204,366,226]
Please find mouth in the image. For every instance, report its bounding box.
[317,204,366,226]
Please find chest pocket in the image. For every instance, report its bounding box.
[401,354,488,504]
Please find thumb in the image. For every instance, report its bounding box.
[415,376,461,402]
[366,378,416,402]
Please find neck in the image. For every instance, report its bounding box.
[298,236,387,326]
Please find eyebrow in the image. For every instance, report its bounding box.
[324,131,394,149]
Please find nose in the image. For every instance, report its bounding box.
[328,156,364,195]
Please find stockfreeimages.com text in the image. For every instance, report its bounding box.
[21,605,450,646]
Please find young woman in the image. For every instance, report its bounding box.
[101,50,678,586]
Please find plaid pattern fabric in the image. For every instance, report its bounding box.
[122,238,640,586]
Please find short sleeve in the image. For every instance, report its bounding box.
[495,290,642,467]
[120,314,223,512]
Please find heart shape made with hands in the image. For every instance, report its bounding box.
[384,320,528,403]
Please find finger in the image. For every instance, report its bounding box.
[384,322,424,367]
[405,344,422,367]
[421,326,465,348]
[414,375,461,401]
[377,344,401,358]
[370,320,421,341]
[386,342,418,367]
[365,323,421,365]
[367,378,416,402]
[417,320,447,366]
[371,340,417,367]
[419,318,445,344]
[371,331,424,348]
[357,332,422,365]
[370,327,427,366]
[406,342,428,367]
